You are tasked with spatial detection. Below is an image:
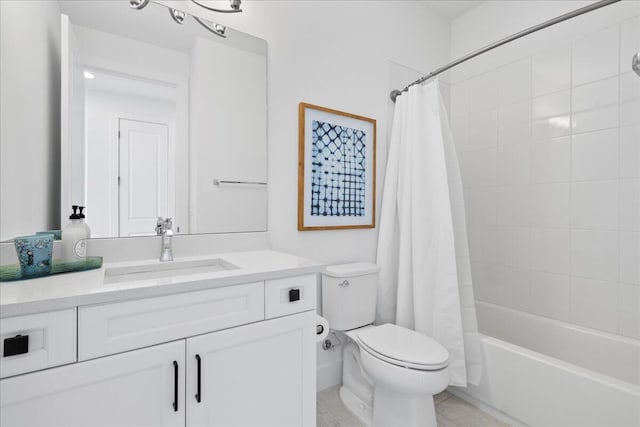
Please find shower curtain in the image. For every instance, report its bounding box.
[376,80,482,386]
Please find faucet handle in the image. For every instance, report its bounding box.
[155,217,173,234]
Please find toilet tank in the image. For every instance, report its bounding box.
[321,262,380,331]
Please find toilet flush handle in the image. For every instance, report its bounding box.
[339,280,350,288]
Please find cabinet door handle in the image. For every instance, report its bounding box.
[173,360,179,412]
[195,354,202,403]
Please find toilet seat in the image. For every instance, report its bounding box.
[356,324,448,371]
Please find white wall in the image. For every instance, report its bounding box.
[449,1,640,343]
[204,1,451,265]
[0,0,61,241]
[189,36,268,234]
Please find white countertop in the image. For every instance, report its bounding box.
[0,250,324,318]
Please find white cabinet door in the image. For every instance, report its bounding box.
[0,340,185,427]
[187,311,316,427]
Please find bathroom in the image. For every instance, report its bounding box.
[0,0,638,426]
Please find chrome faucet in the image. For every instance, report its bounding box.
[155,217,174,262]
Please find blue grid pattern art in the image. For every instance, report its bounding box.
[310,120,367,217]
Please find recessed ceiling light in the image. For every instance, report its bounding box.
[83,71,96,79]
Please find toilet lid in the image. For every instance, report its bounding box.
[357,324,449,370]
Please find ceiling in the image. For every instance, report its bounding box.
[425,0,482,20]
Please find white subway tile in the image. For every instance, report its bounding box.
[620,179,639,232]
[497,143,530,185]
[570,277,619,333]
[571,229,619,282]
[532,90,570,120]
[451,116,470,152]
[571,128,619,180]
[620,125,639,178]
[571,76,618,112]
[621,72,640,103]
[468,226,497,264]
[531,116,571,141]
[620,71,640,126]
[532,46,571,97]
[531,137,571,183]
[572,104,619,134]
[467,71,498,112]
[497,227,531,269]
[498,99,530,125]
[620,98,639,126]
[495,266,531,311]
[450,81,469,121]
[497,185,531,227]
[465,187,497,226]
[458,148,497,187]
[467,109,498,150]
[571,180,619,230]
[530,271,571,321]
[471,262,499,303]
[531,228,571,274]
[531,183,570,228]
[498,122,530,147]
[620,283,640,339]
[572,25,619,86]
[620,17,640,73]
[498,58,531,106]
[620,232,639,285]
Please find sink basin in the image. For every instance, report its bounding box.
[104,258,238,284]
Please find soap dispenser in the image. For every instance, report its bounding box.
[62,205,91,259]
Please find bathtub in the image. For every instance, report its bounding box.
[451,302,640,427]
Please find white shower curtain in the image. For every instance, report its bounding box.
[376,80,482,387]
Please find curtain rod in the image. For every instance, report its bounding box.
[390,0,621,102]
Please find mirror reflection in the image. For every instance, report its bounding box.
[59,0,267,238]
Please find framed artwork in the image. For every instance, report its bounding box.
[298,102,376,231]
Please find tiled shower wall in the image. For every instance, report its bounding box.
[450,16,639,339]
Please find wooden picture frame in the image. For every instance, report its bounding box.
[298,102,376,231]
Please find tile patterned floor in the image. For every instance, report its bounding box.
[317,386,510,427]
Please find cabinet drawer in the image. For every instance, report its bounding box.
[0,309,76,378]
[265,274,317,319]
[78,282,264,360]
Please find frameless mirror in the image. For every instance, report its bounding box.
[59,0,267,238]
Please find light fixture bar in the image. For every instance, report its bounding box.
[193,16,227,38]
[191,0,242,14]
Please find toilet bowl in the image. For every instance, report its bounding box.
[322,263,450,427]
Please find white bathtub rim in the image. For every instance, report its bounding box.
[477,301,640,347]
[479,334,640,396]
[476,301,640,386]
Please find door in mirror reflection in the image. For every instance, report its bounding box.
[118,119,170,237]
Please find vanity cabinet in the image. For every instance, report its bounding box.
[0,340,186,427]
[187,311,316,427]
[0,274,317,427]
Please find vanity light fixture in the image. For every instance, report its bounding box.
[191,0,242,14]
[129,0,150,10]
[193,16,226,37]
[169,8,186,24]
[83,71,96,79]
[129,0,238,39]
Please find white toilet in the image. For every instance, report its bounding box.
[322,263,449,427]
